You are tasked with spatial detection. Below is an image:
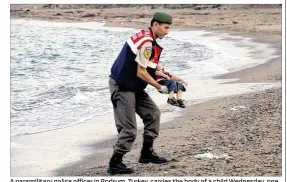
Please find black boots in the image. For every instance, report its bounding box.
[107,143,168,174]
[107,152,134,174]
[139,142,168,164]
[177,99,186,108]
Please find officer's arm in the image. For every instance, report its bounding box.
[137,64,162,89]
[135,42,162,89]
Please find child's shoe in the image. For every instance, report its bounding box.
[167,97,179,107]
[177,99,186,108]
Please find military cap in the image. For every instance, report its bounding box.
[153,11,172,24]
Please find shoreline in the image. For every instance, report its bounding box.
[10,5,283,176]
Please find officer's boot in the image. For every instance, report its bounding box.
[139,142,168,164]
[107,152,134,174]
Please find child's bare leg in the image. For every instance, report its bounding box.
[176,90,183,100]
[169,91,175,99]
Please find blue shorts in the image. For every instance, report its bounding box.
[158,80,186,93]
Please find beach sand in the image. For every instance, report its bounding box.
[10,5,283,176]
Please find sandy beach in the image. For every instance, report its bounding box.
[10,4,283,176]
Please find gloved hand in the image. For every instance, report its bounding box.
[158,85,169,94]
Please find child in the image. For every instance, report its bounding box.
[155,64,188,108]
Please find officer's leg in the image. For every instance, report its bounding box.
[135,91,168,164]
[107,78,136,174]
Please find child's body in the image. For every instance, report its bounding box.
[155,64,188,108]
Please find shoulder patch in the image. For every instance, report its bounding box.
[143,47,152,59]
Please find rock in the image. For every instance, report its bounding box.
[82,13,96,18]
[43,4,52,8]
[212,4,221,8]
[195,5,208,10]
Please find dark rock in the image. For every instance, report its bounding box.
[195,5,208,10]
[212,4,221,8]
[82,13,96,18]
[43,4,52,8]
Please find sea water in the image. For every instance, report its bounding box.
[10,19,280,176]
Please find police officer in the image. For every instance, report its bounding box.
[108,11,172,174]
